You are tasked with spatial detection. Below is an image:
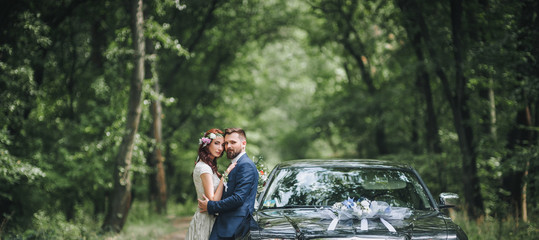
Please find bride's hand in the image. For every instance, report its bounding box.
[226,162,237,174]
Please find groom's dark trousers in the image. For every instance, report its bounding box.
[207,154,259,240]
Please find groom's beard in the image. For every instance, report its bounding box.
[226,148,240,159]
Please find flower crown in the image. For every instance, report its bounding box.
[199,132,223,147]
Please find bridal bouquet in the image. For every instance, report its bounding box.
[255,156,269,193]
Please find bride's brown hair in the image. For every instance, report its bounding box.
[197,128,224,178]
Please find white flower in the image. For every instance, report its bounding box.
[208,133,216,139]
[333,202,345,210]
[352,207,363,216]
[360,200,370,208]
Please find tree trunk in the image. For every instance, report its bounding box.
[450,0,484,219]
[522,160,528,222]
[90,20,105,70]
[102,0,145,232]
[488,80,497,140]
[398,0,442,154]
[521,105,532,223]
[397,0,484,218]
[411,95,420,154]
[313,0,390,156]
[421,66,442,154]
[503,107,528,220]
[149,64,167,214]
[341,26,388,156]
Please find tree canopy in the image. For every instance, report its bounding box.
[1,0,538,237]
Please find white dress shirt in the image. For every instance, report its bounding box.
[231,151,246,165]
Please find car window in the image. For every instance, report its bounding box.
[261,167,432,210]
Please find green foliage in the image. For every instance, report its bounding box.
[0,128,46,228]
[1,200,196,239]
[0,0,537,237]
[453,211,538,240]
[145,19,189,57]
[0,131,45,186]
[383,153,462,197]
[1,197,106,239]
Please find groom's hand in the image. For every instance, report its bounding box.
[198,195,209,212]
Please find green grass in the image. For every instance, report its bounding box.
[1,200,198,240]
[167,198,198,217]
[451,211,538,240]
[101,199,197,240]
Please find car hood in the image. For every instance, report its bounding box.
[253,208,451,239]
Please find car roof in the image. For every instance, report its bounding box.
[276,159,413,170]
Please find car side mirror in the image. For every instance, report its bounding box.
[438,192,459,209]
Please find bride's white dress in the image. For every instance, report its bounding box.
[186,161,220,240]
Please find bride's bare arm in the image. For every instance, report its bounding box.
[200,173,218,201]
[213,162,236,200]
[200,163,236,201]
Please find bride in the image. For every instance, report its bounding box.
[186,128,236,239]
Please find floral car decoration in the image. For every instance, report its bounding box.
[320,197,411,232]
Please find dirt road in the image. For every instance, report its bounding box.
[159,216,192,240]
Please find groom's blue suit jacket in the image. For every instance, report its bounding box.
[207,154,259,239]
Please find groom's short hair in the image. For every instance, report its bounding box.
[225,128,246,141]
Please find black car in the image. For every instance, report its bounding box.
[249,159,468,240]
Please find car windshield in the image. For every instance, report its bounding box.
[261,167,433,210]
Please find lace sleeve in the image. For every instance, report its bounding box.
[196,162,213,176]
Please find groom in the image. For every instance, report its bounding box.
[198,128,259,239]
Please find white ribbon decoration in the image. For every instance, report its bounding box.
[360,218,368,230]
[380,217,397,232]
[328,216,340,231]
[331,217,396,233]
[322,200,409,233]
[322,210,339,231]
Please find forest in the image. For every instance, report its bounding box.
[0,0,537,239]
